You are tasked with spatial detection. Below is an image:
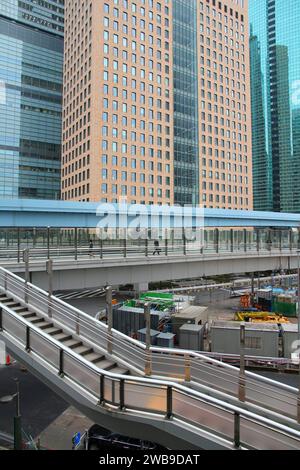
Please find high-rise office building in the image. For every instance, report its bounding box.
[0,0,64,200]
[250,0,300,213]
[62,0,253,210]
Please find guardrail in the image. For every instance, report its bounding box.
[0,240,298,263]
[1,303,300,449]
[0,267,299,424]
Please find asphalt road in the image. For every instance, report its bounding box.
[0,362,67,441]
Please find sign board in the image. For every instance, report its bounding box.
[72,432,81,448]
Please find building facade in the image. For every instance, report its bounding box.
[250,0,300,213]
[62,0,252,210]
[0,0,64,200]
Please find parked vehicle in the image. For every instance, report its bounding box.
[86,424,166,451]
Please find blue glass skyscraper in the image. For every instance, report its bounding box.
[250,0,300,212]
[0,0,64,199]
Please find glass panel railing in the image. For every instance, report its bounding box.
[63,353,100,397]
[30,330,59,369]
[124,381,166,413]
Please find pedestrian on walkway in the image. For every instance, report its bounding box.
[89,239,94,257]
[153,240,161,255]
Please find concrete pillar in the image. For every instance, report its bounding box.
[134,282,149,294]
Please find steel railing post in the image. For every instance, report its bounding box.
[238,322,246,402]
[230,229,234,253]
[17,228,20,263]
[4,271,7,291]
[123,238,127,258]
[100,375,105,405]
[26,326,31,352]
[144,302,152,376]
[119,379,125,411]
[244,229,247,253]
[47,226,50,260]
[215,228,219,254]
[74,228,78,261]
[234,412,241,448]
[46,259,53,318]
[100,238,103,259]
[23,248,30,303]
[0,307,2,331]
[145,238,148,257]
[106,286,113,355]
[166,386,173,419]
[59,349,64,377]
[165,231,168,257]
[184,354,191,382]
[183,230,187,256]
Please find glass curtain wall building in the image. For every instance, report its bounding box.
[0,0,64,200]
[250,0,300,212]
[173,0,199,206]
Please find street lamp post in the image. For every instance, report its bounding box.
[0,378,22,450]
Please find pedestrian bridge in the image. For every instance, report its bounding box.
[0,267,300,450]
[0,244,299,291]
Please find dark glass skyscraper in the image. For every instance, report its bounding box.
[0,0,64,200]
[250,0,300,212]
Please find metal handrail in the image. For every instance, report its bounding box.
[0,266,298,403]
[1,303,300,450]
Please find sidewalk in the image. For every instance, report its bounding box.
[36,407,93,450]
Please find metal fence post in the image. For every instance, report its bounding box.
[0,307,2,332]
[26,326,31,352]
[123,238,127,258]
[230,229,234,253]
[119,379,125,411]
[215,228,219,254]
[244,229,247,253]
[183,230,187,256]
[184,354,191,382]
[100,375,105,406]
[239,322,246,402]
[47,226,50,260]
[106,286,113,355]
[144,303,152,376]
[100,238,103,259]
[166,386,173,419]
[165,230,168,257]
[17,228,21,263]
[46,259,53,318]
[145,238,148,257]
[74,228,78,261]
[234,412,241,448]
[23,248,30,303]
[59,349,64,377]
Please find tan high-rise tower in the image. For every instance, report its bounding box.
[62,0,252,210]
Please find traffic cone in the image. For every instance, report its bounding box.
[5,354,11,366]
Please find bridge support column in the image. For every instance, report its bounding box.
[134,282,149,294]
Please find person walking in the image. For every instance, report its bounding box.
[153,240,161,255]
[89,239,94,257]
